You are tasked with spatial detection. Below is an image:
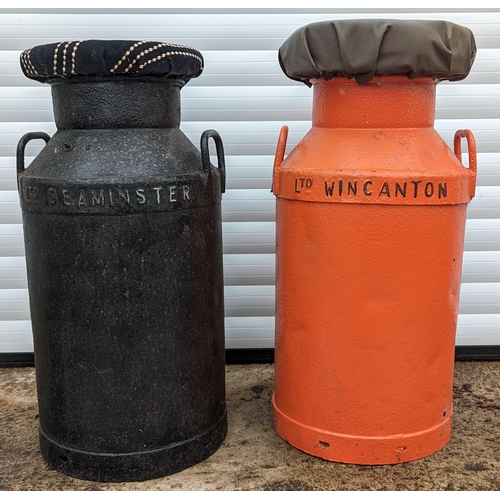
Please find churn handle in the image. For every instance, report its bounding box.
[453,129,477,199]
[201,129,226,196]
[272,126,289,196]
[16,132,51,190]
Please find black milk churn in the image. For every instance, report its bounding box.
[17,40,227,482]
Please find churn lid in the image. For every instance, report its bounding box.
[19,40,204,84]
[278,19,476,86]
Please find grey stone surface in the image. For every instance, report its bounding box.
[1,362,499,491]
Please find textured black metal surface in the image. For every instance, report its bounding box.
[17,76,227,482]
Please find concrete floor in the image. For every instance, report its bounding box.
[1,361,499,491]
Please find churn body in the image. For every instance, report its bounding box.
[18,41,227,481]
[272,21,477,464]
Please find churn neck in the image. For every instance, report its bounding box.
[50,77,183,130]
[312,76,437,129]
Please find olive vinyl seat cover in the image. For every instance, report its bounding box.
[20,40,203,84]
[278,19,476,85]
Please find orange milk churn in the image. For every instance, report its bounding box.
[271,20,477,464]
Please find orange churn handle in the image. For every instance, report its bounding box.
[272,126,289,195]
[454,129,477,199]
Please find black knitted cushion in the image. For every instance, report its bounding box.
[20,40,203,83]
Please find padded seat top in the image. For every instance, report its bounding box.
[20,40,204,84]
[278,19,476,85]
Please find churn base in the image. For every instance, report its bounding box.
[272,396,451,465]
[38,411,227,482]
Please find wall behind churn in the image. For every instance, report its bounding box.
[1,8,499,354]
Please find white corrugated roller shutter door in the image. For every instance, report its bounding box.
[0,9,499,353]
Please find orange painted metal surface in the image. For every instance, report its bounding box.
[271,76,477,465]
